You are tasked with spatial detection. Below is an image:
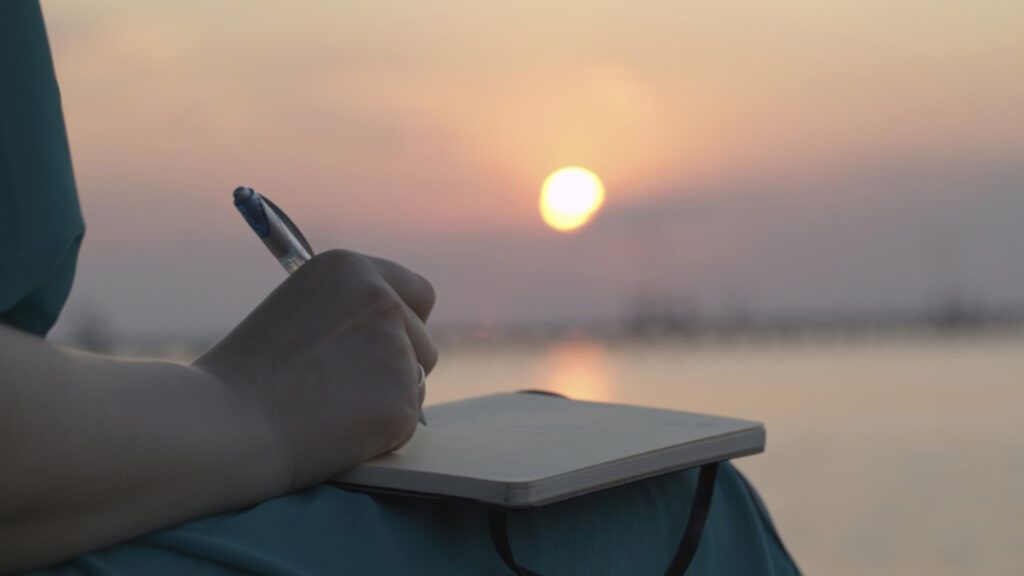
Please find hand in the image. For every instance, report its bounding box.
[194,249,437,492]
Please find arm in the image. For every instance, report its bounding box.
[0,330,284,569]
[0,250,437,572]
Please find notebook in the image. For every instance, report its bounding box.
[332,392,765,508]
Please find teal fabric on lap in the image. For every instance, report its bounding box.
[0,0,84,336]
[33,465,798,575]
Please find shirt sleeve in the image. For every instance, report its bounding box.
[0,0,85,336]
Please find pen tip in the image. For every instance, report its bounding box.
[233,186,253,203]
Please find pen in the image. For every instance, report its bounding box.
[233,186,427,425]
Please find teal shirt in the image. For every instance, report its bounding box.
[0,0,83,336]
[3,2,798,573]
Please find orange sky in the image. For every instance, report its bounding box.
[41,0,1024,336]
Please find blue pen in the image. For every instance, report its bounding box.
[233,186,427,425]
[233,186,314,273]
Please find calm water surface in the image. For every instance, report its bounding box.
[429,330,1024,576]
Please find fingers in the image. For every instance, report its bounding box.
[388,358,424,451]
[300,251,435,324]
[366,255,435,323]
[400,299,439,374]
[300,249,437,375]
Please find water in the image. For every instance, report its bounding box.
[428,330,1024,575]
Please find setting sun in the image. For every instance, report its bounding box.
[539,167,606,232]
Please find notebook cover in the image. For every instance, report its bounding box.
[332,392,764,508]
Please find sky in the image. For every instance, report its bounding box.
[40,0,1024,339]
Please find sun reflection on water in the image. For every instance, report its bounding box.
[539,339,615,402]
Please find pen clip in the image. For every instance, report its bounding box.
[262,196,314,256]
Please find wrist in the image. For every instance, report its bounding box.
[182,363,294,503]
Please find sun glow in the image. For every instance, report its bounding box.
[539,167,605,232]
[540,340,614,402]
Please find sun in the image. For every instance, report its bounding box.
[539,166,606,232]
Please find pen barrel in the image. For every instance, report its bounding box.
[260,199,313,274]
[276,250,310,274]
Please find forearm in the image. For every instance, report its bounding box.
[0,326,287,572]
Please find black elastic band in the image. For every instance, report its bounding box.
[664,463,719,575]
[488,509,541,576]
[488,462,720,576]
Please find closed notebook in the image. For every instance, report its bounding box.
[332,392,765,507]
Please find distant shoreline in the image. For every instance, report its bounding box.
[54,313,1024,361]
